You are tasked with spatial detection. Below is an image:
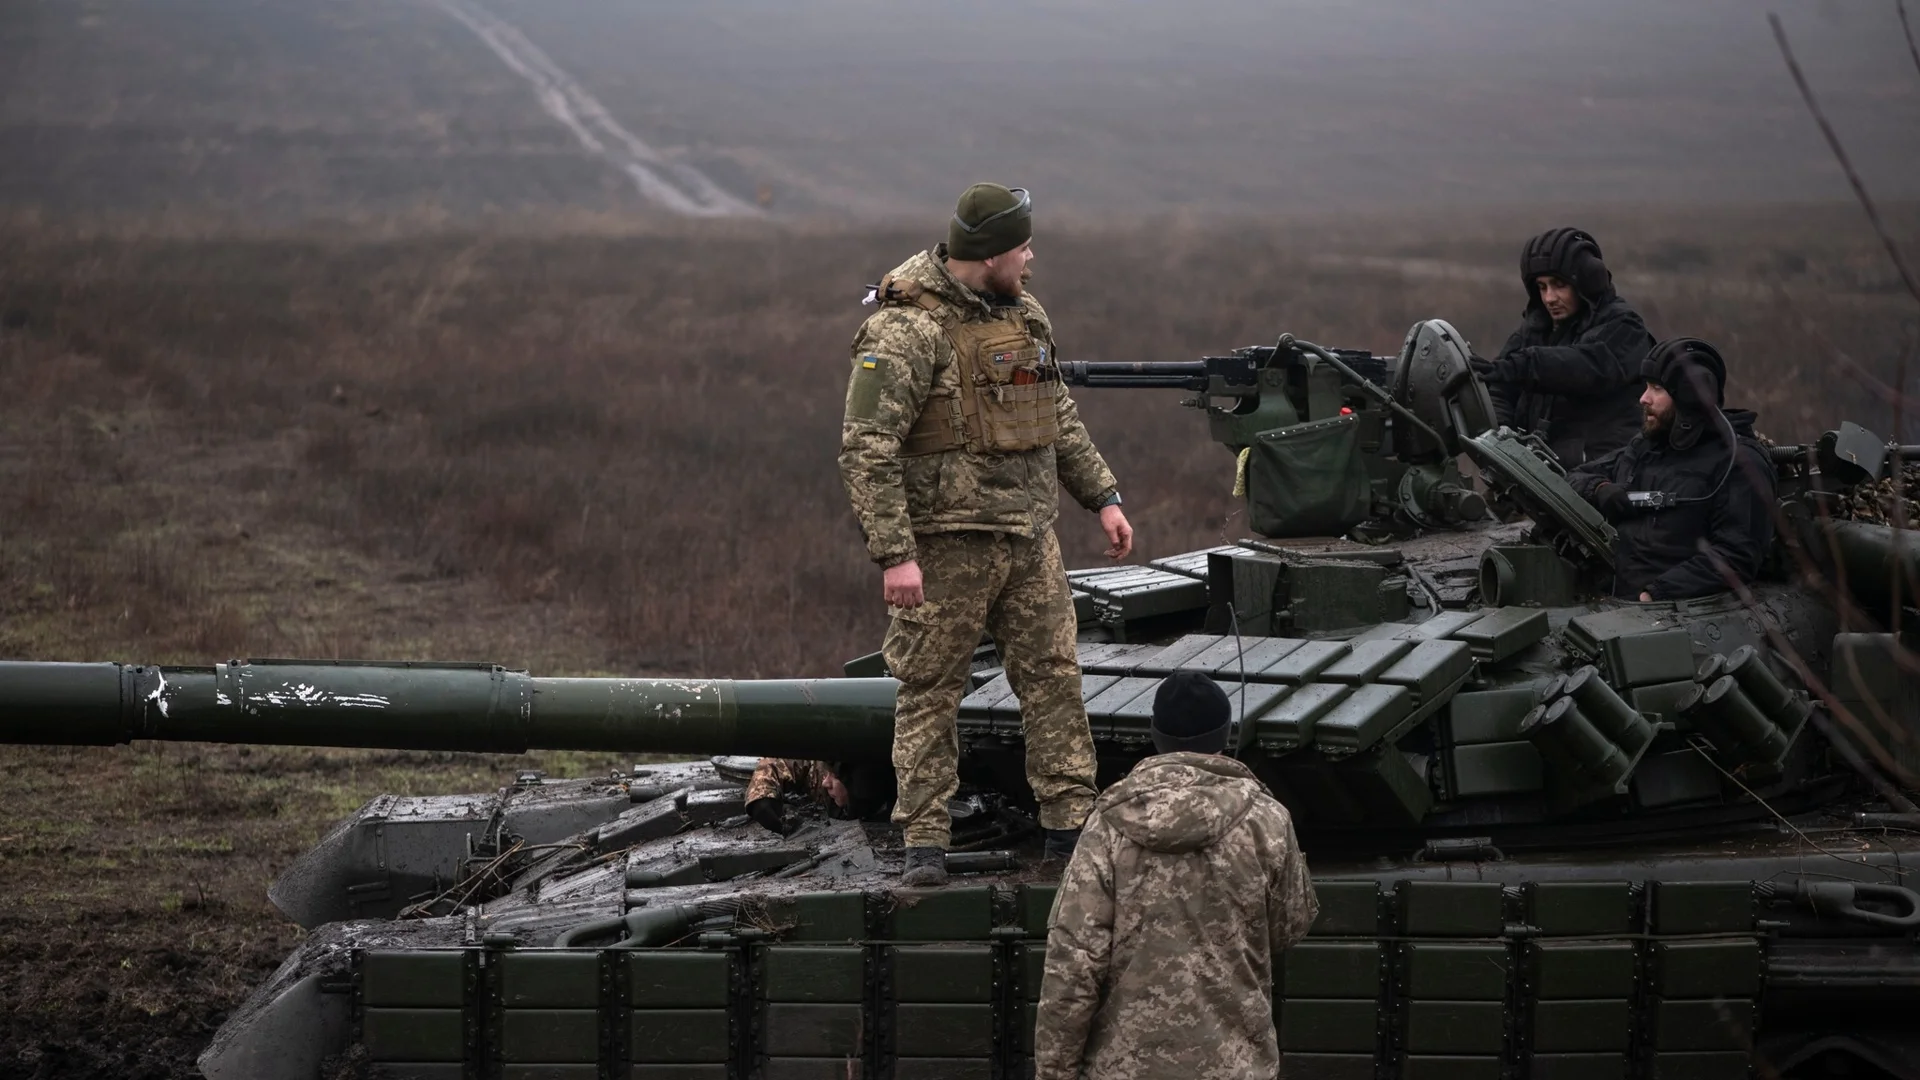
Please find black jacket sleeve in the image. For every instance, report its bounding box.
[1568,447,1628,503]
[1487,323,1531,425]
[1510,304,1652,398]
[1645,445,1776,600]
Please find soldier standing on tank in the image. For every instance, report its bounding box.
[1034,672,1318,1080]
[1472,228,1656,468]
[839,183,1133,887]
[1569,337,1776,601]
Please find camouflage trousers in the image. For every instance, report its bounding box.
[883,529,1097,848]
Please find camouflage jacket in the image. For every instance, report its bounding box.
[1034,753,1318,1080]
[839,246,1118,567]
[743,758,837,807]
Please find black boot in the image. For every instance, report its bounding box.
[1042,828,1081,862]
[901,846,949,887]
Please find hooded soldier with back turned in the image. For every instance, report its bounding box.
[1474,227,1657,468]
[838,183,1134,886]
[1035,672,1318,1080]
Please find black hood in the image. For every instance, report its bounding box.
[1521,227,1615,315]
[1663,405,1758,453]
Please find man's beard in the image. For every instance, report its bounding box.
[1642,408,1668,435]
[989,265,1027,296]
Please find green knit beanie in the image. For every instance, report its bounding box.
[947,183,1032,261]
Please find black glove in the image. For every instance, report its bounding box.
[746,797,796,836]
[1468,354,1504,383]
[1589,482,1633,521]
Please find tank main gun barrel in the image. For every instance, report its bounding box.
[0,660,898,760]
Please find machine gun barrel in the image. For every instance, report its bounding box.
[0,660,898,760]
[1061,360,1213,390]
[1061,354,1260,393]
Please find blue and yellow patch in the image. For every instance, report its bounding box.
[861,357,878,370]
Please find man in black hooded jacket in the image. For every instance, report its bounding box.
[1475,228,1655,468]
[1569,338,1776,601]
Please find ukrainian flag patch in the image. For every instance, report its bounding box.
[861,356,878,370]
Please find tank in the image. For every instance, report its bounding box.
[5,320,1920,1080]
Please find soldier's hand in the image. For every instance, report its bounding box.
[747,797,797,836]
[1589,482,1633,521]
[1100,505,1133,560]
[883,560,925,608]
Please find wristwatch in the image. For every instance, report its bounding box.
[1098,491,1123,508]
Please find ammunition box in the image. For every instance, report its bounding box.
[1314,683,1416,753]
[1649,939,1762,998]
[1403,943,1509,1000]
[1131,633,1227,676]
[501,1008,598,1063]
[1601,629,1698,688]
[498,951,600,1009]
[1401,1000,1506,1053]
[1650,882,1754,934]
[1264,640,1352,684]
[1530,999,1631,1052]
[1322,639,1415,684]
[1309,880,1384,937]
[1399,610,1488,640]
[1525,882,1635,937]
[1281,941,1384,998]
[1449,606,1549,663]
[1278,999,1382,1053]
[631,952,731,1008]
[1448,741,1544,797]
[1398,881,1505,937]
[1647,998,1755,1051]
[1447,689,1539,745]
[1377,639,1475,705]
[1526,941,1636,998]
[1257,682,1353,748]
[885,887,993,940]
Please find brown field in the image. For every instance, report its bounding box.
[0,203,1916,1077]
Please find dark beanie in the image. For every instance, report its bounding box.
[948,183,1032,261]
[1641,337,1726,410]
[1521,227,1611,302]
[1150,672,1233,755]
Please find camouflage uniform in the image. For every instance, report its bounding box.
[744,758,838,808]
[1034,753,1318,1080]
[839,246,1118,849]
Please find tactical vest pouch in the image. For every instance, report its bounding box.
[952,317,1061,453]
[1247,413,1371,538]
[901,391,966,456]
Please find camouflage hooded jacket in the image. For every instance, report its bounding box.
[838,247,1119,567]
[1035,753,1317,1080]
[743,758,837,807]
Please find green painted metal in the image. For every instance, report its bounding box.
[0,660,899,760]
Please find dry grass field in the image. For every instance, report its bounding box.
[0,203,1915,1077]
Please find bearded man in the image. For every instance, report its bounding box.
[1569,337,1776,601]
[838,183,1133,886]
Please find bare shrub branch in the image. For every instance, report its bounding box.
[1769,12,1920,309]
